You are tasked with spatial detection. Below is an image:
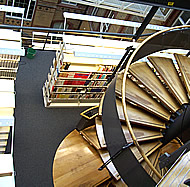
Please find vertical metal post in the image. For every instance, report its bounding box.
[26,0,32,19]
[43,32,49,50]
[64,17,67,30]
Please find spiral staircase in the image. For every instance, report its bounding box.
[53,25,190,186]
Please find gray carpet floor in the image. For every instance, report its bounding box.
[14,50,87,187]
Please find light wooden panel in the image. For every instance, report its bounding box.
[116,73,171,121]
[148,56,189,105]
[53,130,110,187]
[116,99,166,129]
[129,61,180,112]
[80,126,101,150]
[174,54,190,96]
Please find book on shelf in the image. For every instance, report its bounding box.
[46,60,116,104]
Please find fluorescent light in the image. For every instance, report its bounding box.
[74,51,122,60]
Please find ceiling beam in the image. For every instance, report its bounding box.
[133,6,158,41]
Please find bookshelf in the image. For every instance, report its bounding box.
[0,79,15,187]
[0,54,20,80]
[0,53,20,187]
[43,36,124,107]
[0,27,23,186]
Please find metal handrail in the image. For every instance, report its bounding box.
[121,25,190,179]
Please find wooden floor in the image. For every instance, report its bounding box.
[53,130,110,187]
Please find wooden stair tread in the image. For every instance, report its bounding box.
[53,130,110,187]
[0,127,10,134]
[116,99,166,129]
[174,54,190,96]
[96,117,163,147]
[148,56,189,105]
[116,73,171,121]
[129,62,180,113]
[131,140,162,162]
[80,125,101,150]
[122,125,163,143]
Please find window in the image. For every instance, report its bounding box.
[7,0,36,20]
[53,22,64,29]
[61,0,77,6]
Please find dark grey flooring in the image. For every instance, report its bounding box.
[14,50,87,187]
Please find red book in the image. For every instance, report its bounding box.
[72,73,90,85]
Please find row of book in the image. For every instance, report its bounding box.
[0,60,19,69]
[51,65,114,99]
[43,43,116,106]
[0,54,20,61]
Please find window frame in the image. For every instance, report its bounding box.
[6,0,37,21]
